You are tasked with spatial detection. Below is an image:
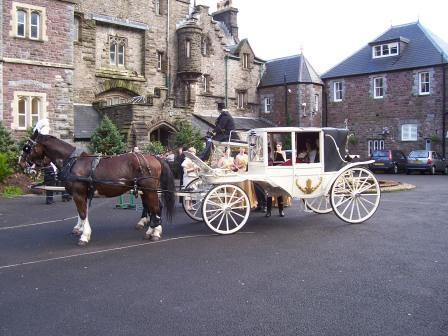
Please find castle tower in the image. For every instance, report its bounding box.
[212,0,239,42]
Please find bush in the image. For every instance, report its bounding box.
[175,121,204,153]
[2,186,23,198]
[0,153,13,183]
[89,115,126,155]
[144,141,165,155]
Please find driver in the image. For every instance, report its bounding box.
[212,102,235,142]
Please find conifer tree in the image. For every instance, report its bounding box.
[89,116,126,155]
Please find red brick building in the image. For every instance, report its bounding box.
[0,0,76,140]
[321,22,448,158]
[258,54,323,127]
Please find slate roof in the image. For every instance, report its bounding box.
[192,114,273,135]
[322,22,448,79]
[74,105,101,140]
[259,54,323,87]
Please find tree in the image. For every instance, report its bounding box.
[0,121,16,153]
[89,115,126,155]
[174,121,204,153]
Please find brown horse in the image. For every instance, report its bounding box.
[19,131,175,246]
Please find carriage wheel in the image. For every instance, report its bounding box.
[182,178,210,221]
[303,195,332,214]
[330,167,380,224]
[202,184,250,234]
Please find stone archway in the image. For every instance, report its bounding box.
[148,121,177,148]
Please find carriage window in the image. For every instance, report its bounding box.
[267,132,292,166]
[296,132,320,164]
[249,133,264,162]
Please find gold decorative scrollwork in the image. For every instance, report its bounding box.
[295,177,323,194]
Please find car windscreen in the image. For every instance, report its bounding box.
[372,150,388,158]
[409,150,428,159]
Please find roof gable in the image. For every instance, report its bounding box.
[322,22,448,79]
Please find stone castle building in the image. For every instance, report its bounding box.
[1,0,273,149]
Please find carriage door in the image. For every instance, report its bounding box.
[293,131,323,198]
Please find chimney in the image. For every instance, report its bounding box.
[212,0,239,42]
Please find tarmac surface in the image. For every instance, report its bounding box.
[0,173,447,336]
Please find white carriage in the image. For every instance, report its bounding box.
[182,127,381,235]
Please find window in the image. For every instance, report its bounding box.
[203,75,210,92]
[109,43,116,65]
[242,53,249,69]
[202,38,208,56]
[74,17,80,42]
[30,12,40,39]
[333,82,343,102]
[401,124,418,141]
[237,91,247,109]
[372,42,399,58]
[17,10,26,37]
[374,77,384,98]
[314,94,319,111]
[419,72,430,95]
[157,52,163,70]
[264,97,271,113]
[13,92,46,130]
[118,44,125,66]
[155,0,161,15]
[185,40,191,58]
[109,36,126,66]
[367,139,385,156]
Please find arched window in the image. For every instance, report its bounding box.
[109,43,116,65]
[17,10,26,37]
[18,98,27,128]
[31,98,40,126]
[118,44,125,66]
[30,12,40,39]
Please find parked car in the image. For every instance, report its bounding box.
[368,149,407,174]
[406,150,447,175]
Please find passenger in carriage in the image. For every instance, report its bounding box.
[273,142,286,163]
[217,147,236,171]
[234,147,248,172]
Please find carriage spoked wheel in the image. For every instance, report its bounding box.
[303,195,333,214]
[182,178,211,221]
[202,184,250,234]
[330,167,381,224]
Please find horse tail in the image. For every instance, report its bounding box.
[158,157,175,223]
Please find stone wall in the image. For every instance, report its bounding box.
[325,67,447,158]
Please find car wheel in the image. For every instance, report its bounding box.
[430,166,436,175]
[392,164,398,174]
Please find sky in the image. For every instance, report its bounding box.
[196,0,448,74]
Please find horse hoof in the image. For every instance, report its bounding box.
[144,234,152,240]
[78,240,88,246]
[135,224,145,231]
[72,229,82,236]
[150,236,160,242]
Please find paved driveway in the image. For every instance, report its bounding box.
[0,174,447,336]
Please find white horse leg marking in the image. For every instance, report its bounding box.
[78,212,92,246]
[151,225,163,241]
[72,215,84,235]
[144,226,154,240]
[135,217,149,230]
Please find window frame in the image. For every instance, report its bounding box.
[30,11,40,39]
[372,42,399,58]
[117,43,125,66]
[155,0,161,15]
[401,124,418,141]
[237,91,247,109]
[242,53,250,69]
[157,51,163,71]
[367,139,385,156]
[73,16,80,42]
[109,43,117,65]
[185,39,191,58]
[418,72,430,95]
[314,94,319,111]
[13,92,46,130]
[203,75,210,93]
[16,9,27,38]
[264,97,271,113]
[333,81,343,102]
[373,76,384,99]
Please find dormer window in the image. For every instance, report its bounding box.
[372,42,399,58]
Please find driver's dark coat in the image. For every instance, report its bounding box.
[213,111,235,141]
